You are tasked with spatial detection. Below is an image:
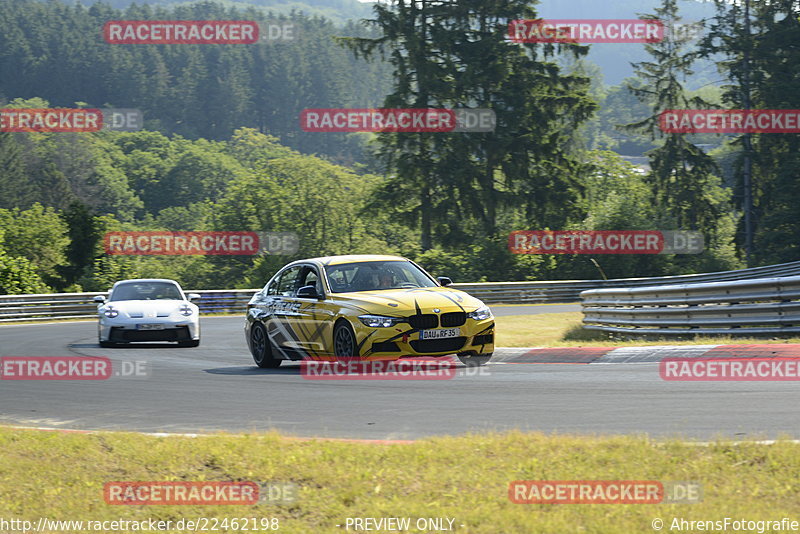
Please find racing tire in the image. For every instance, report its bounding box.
[333,321,358,358]
[250,322,281,368]
[457,352,492,367]
[178,339,200,348]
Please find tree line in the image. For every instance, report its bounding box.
[342,0,796,274]
[0,0,392,164]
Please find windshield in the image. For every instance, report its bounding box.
[110,282,184,301]
[324,261,437,293]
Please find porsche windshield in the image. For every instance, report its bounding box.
[324,261,437,293]
[110,282,183,301]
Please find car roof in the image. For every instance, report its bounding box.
[303,254,410,266]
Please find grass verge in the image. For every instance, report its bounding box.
[1,428,798,533]
[494,312,800,347]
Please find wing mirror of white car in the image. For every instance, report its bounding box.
[186,293,201,301]
[93,295,106,303]
[437,276,453,287]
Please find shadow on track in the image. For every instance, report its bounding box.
[204,365,302,375]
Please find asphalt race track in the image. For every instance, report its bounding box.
[1,305,799,440]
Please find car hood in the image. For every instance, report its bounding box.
[330,287,485,315]
[100,300,195,317]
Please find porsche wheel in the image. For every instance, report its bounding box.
[333,321,358,358]
[250,323,281,368]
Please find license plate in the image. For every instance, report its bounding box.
[137,324,165,330]
[419,328,460,340]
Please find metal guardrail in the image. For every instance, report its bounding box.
[581,276,800,336]
[452,260,800,304]
[1,260,800,323]
[0,289,259,323]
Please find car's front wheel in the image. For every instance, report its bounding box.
[333,321,358,358]
[250,322,281,368]
[457,352,492,366]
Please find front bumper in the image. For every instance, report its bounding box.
[99,318,200,342]
[359,318,495,359]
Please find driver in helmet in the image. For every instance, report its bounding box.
[365,269,395,290]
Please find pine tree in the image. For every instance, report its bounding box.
[341,0,595,248]
[430,0,596,239]
[704,0,800,263]
[621,0,727,236]
[748,0,800,263]
[58,202,103,289]
[340,0,447,250]
[0,132,34,209]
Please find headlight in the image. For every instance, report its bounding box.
[103,307,119,318]
[359,315,401,328]
[179,305,194,317]
[467,305,492,321]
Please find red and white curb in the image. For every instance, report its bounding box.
[494,344,800,364]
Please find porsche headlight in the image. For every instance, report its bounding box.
[467,305,492,321]
[359,315,401,328]
[103,307,119,318]
[179,305,194,317]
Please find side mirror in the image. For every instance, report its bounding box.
[296,285,322,299]
[93,295,106,303]
[437,277,453,287]
[186,293,201,301]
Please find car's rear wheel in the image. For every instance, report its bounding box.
[178,339,200,347]
[333,321,358,358]
[250,322,281,368]
[457,352,492,366]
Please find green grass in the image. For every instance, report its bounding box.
[1,428,799,533]
[495,312,800,347]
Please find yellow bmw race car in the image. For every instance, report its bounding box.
[245,255,495,368]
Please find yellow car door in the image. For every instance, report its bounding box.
[292,264,336,358]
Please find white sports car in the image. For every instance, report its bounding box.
[95,279,201,347]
